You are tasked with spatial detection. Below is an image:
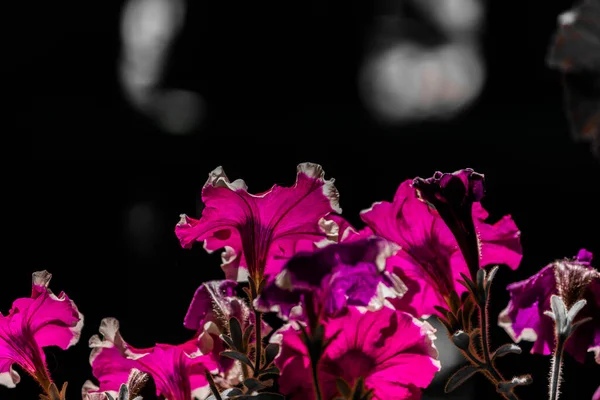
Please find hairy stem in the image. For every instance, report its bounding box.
[549,334,565,400]
[254,309,263,374]
[479,291,520,400]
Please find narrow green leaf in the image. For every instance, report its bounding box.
[229,317,244,352]
[476,269,486,292]
[491,343,522,361]
[244,378,266,392]
[448,291,461,314]
[445,365,481,393]
[221,351,255,371]
[242,324,255,353]
[220,334,235,349]
[258,366,280,377]
[263,343,279,368]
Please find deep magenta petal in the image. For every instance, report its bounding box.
[272,307,439,400]
[175,163,341,281]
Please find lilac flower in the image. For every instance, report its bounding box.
[254,237,406,321]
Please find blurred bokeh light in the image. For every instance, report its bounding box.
[120,0,204,135]
[360,0,485,124]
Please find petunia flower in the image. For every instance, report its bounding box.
[0,270,83,391]
[83,318,218,400]
[271,306,440,400]
[594,385,600,400]
[360,179,522,318]
[254,237,406,321]
[499,249,600,363]
[175,163,341,283]
[182,280,272,387]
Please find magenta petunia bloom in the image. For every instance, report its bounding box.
[175,163,341,282]
[594,385,600,400]
[499,249,600,363]
[84,318,218,400]
[254,237,406,321]
[0,270,83,389]
[272,306,440,400]
[360,179,522,318]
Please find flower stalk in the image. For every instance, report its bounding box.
[544,295,592,400]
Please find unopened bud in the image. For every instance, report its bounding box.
[452,330,470,350]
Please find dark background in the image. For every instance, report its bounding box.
[11,0,600,398]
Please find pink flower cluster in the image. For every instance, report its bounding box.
[1,162,598,400]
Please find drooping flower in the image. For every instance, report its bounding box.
[255,237,406,321]
[272,306,440,400]
[360,178,522,317]
[175,163,341,283]
[412,168,485,271]
[182,280,272,387]
[0,270,83,390]
[83,318,218,400]
[499,249,600,363]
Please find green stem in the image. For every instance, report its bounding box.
[254,309,263,374]
[470,292,519,400]
[310,356,323,400]
[549,334,565,400]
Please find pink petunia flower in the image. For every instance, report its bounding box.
[175,163,341,282]
[499,249,600,363]
[0,270,83,390]
[594,385,600,400]
[272,306,440,400]
[83,318,218,400]
[360,179,522,318]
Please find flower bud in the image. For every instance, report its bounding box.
[452,330,470,350]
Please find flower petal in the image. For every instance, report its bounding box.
[498,265,557,356]
[176,163,341,281]
[473,203,522,270]
[274,307,439,400]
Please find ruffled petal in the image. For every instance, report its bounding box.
[176,163,341,281]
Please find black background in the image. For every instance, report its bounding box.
[11,0,600,398]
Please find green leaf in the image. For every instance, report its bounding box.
[445,365,481,393]
[244,378,266,392]
[351,377,367,400]
[461,295,476,331]
[258,366,280,377]
[248,277,257,299]
[242,324,255,353]
[485,266,499,292]
[336,377,352,398]
[476,269,486,292]
[220,334,236,349]
[263,343,279,368]
[257,278,266,295]
[221,351,255,371]
[458,273,477,297]
[448,291,461,314]
[229,317,244,352]
[492,343,522,361]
